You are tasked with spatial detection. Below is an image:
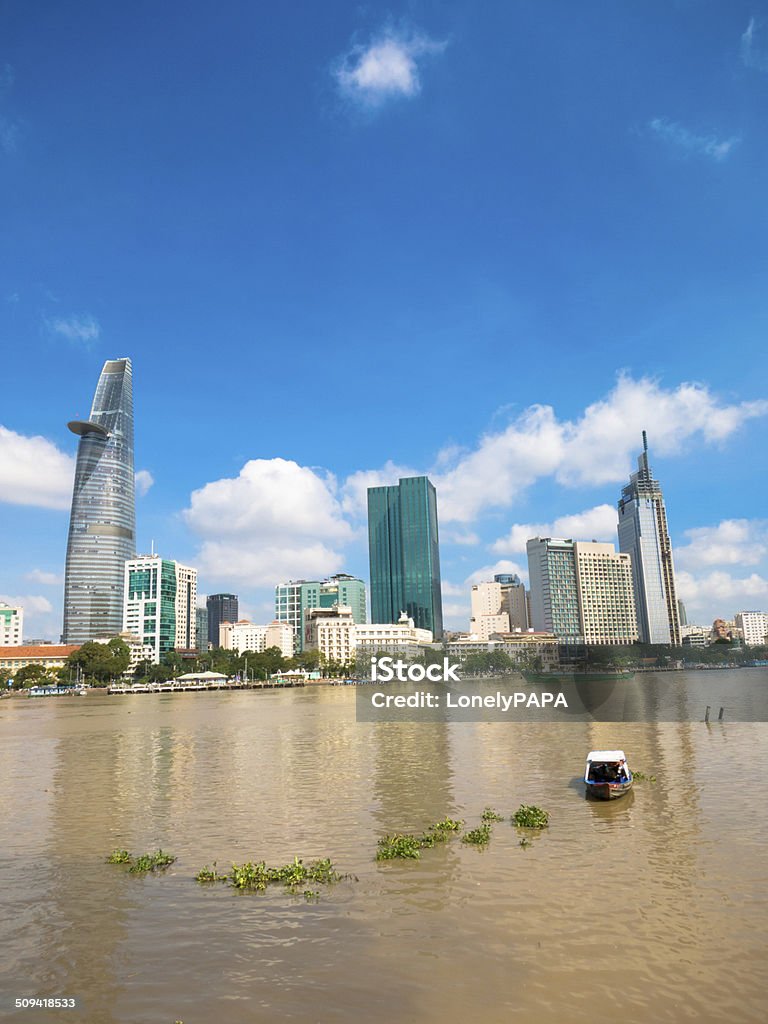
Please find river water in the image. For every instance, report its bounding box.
[1,672,766,1023]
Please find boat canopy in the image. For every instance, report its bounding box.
[586,750,626,763]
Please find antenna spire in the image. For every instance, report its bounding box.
[642,430,648,453]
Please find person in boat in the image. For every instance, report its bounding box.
[616,760,628,781]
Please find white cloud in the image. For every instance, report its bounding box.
[431,376,766,522]
[46,314,101,344]
[0,593,59,642]
[741,18,768,71]
[491,504,618,554]
[25,569,63,586]
[648,118,739,161]
[676,570,768,622]
[0,426,75,510]
[135,469,154,497]
[335,27,446,107]
[442,529,480,546]
[184,458,354,586]
[465,560,529,586]
[441,581,466,598]
[675,519,768,572]
[341,460,419,518]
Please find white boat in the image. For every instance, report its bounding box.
[584,749,633,800]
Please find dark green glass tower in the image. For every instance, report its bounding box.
[367,476,443,638]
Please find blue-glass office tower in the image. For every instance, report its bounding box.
[618,433,681,646]
[367,476,443,638]
[62,358,136,643]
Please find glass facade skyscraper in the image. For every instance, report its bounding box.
[206,593,239,647]
[62,358,135,643]
[618,434,681,646]
[367,476,443,638]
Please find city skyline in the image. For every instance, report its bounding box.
[1,3,768,637]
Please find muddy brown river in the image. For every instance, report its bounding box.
[1,675,766,1023]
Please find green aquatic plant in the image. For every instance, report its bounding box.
[229,861,271,890]
[461,823,492,846]
[632,770,657,782]
[195,862,227,883]
[228,857,343,891]
[481,807,505,822]
[511,805,549,829]
[378,818,464,858]
[128,850,176,874]
[303,890,320,901]
[106,849,132,864]
[376,833,422,860]
[519,837,532,848]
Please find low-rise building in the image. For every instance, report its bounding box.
[355,612,434,659]
[680,624,711,647]
[0,645,79,678]
[447,630,560,670]
[219,620,295,659]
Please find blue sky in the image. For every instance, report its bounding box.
[2,0,768,638]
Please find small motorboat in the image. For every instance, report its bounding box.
[584,749,633,800]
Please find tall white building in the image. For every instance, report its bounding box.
[219,620,294,659]
[527,538,583,644]
[527,538,638,646]
[0,603,23,646]
[122,555,197,663]
[618,434,680,645]
[734,611,768,647]
[574,542,638,646]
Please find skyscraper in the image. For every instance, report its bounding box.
[206,593,239,647]
[367,476,443,638]
[618,433,681,646]
[62,358,135,643]
[123,555,197,663]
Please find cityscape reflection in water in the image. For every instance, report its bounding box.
[0,676,766,1024]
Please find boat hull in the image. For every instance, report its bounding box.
[585,780,633,800]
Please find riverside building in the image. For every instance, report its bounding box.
[527,539,638,646]
[219,620,294,659]
[0,603,23,646]
[304,605,356,666]
[275,574,366,653]
[122,556,197,663]
[734,611,768,647]
[206,593,238,648]
[62,358,135,643]
[367,475,443,638]
[618,433,681,645]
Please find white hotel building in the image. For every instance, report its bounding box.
[219,620,295,659]
[0,603,23,646]
[734,611,768,647]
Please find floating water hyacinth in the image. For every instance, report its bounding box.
[511,805,549,829]
[461,823,492,845]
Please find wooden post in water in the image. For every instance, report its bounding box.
[705,705,711,723]
[718,707,724,721]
